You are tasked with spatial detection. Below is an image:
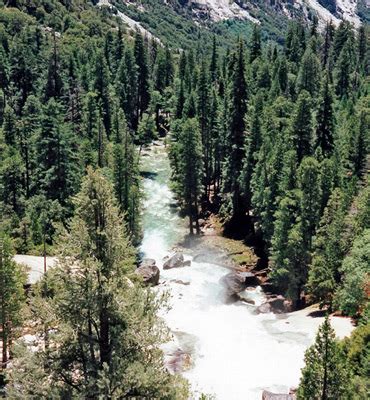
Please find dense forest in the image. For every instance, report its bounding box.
[0,0,368,399]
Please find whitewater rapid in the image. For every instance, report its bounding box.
[140,143,353,400]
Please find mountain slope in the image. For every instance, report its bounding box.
[105,0,365,50]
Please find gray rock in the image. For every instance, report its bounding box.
[221,272,246,297]
[183,260,192,267]
[238,271,260,286]
[135,259,160,285]
[257,295,291,314]
[163,253,185,269]
[262,390,296,399]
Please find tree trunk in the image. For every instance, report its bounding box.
[99,304,110,366]
[1,320,7,370]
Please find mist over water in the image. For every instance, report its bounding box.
[139,144,333,399]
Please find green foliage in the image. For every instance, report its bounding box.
[7,169,189,398]
[335,229,369,317]
[297,317,351,399]
[170,118,203,234]
[0,233,26,370]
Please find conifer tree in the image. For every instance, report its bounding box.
[271,191,306,305]
[134,31,150,123]
[116,47,138,129]
[112,110,141,244]
[93,50,111,137]
[298,157,321,249]
[298,317,350,399]
[197,59,211,199]
[8,169,188,398]
[315,74,335,156]
[36,99,79,205]
[308,189,346,308]
[296,48,321,97]
[209,36,218,82]
[322,21,334,67]
[222,40,247,222]
[44,35,63,101]
[250,25,261,62]
[291,90,313,162]
[0,234,26,371]
[175,118,203,234]
[335,39,354,98]
[2,104,17,146]
[20,95,41,197]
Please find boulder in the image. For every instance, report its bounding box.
[135,259,160,285]
[221,272,246,297]
[262,390,296,399]
[163,253,185,269]
[239,271,260,286]
[183,260,192,267]
[257,302,272,314]
[257,295,292,314]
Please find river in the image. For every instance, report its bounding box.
[140,143,353,400]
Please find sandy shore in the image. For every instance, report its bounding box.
[272,304,354,340]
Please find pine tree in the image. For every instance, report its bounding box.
[336,229,370,317]
[334,39,354,98]
[296,48,321,97]
[222,40,248,222]
[36,99,80,205]
[291,90,313,162]
[134,31,150,124]
[209,36,218,82]
[116,47,138,129]
[0,234,26,371]
[315,74,335,156]
[113,113,141,244]
[8,169,188,398]
[271,191,306,305]
[240,96,262,214]
[196,59,211,200]
[322,21,334,68]
[0,45,9,90]
[175,118,203,234]
[93,50,111,138]
[20,95,41,197]
[357,25,367,73]
[298,157,321,249]
[2,104,17,146]
[44,35,63,101]
[308,189,346,308]
[250,25,261,62]
[0,146,25,214]
[298,317,350,399]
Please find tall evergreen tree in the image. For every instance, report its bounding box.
[298,317,350,400]
[8,169,188,398]
[175,118,203,235]
[291,90,313,162]
[93,51,111,138]
[134,31,150,124]
[0,234,26,371]
[116,47,138,129]
[308,189,346,308]
[222,40,248,223]
[36,99,79,205]
[315,74,335,156]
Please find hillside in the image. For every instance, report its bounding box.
[102,0,368,49]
